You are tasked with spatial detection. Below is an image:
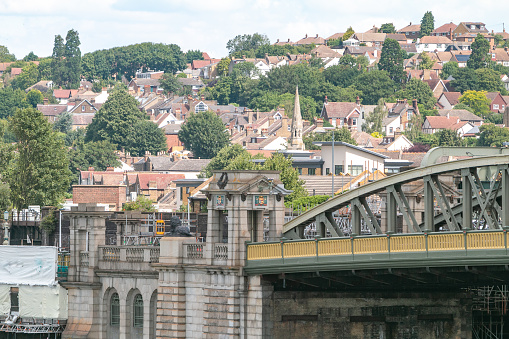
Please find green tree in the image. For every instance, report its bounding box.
[353,70,394,105]
[37,58,53,81]
[405,113,424,142]
[53,111,72,133]
[25,89,43,108]
[418,52,435,70]
[468,34,490,69]
[86,89,165,155]
[264,153,308,202]
[451,68,478,93]
[324,64,361,88]
[395,78,436,109]
[0,87,28,119]
[186,50,204,63]
[123,195,155,212]
[178,111,230,159]
[6,107,72,210]
[380,23,396,33]
[216,57,231,77]
[458,90,490,117]
[0,46,15,62]
[419,11,435,37]
[303,127,357,150]
[477,124,509,146]
[435,129,463,146]
[475,68,505,92]
[160,72,182,95]
[0,183,10,212]
[441,61,459,80]
[362,98,386,134]
[64,29,82,89]
[343,27,355,41]
[11,63,39,91]
[51,35,66,87]
[69,139,120,185]
[378,38,405,84]
[23,52,38,62]
[199,144,249,178]
[226,33,270,56]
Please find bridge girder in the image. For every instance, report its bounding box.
[283,155,509,239]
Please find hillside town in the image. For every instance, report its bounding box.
[1,10,509,338]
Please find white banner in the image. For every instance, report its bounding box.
[0,246,57,286]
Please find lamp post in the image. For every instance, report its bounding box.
[331,129,335,198]
[3,211,9,245]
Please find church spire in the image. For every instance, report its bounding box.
[288,86,305,151]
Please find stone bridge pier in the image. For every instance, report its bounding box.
[154,170,289,338]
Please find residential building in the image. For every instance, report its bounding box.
[423,78,451,99]
[416,36,453,53]
[431,22,457,40]
[294,34,326,46]
[37,101,67,123]
[486,92,507,113]
[437,92,462,109]
[397,23,421,40]
[453,22,489,39]
[437,109,484,126]
[383,99,420,135]
[320,97,364,131]
[422,115,475,136]
[352,33,386,47]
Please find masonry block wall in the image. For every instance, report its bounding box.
[73,185,127,211]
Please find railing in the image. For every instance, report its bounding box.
[150,248,160,263]
[246,230,509,261]
[80,252,89,266]
[186,243,204,259]
[214,244,228,260]
[103,247,120,261]
[126,248,144,262]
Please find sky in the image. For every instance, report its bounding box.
[1,0,509,60]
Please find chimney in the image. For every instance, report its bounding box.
[287,38,290,43]
[268,115,274,126]
[277,39,280,43]
[106,167,114,171]
[315,118,324,128]
[248,110,253,124]
[43,98,49,105]
[282,116,289,133]
[324,95,328,104]
[412,99,418,111]
[175,108,181,120]
[356,96,360,105]
[305,34,308,38]
[316,34,318,38]
[201,94,205,101]
[91,98,95,104]
[447,112,450,119]
[261,128,268,137]
[88,166,95,171]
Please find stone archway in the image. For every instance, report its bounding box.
[103,287,120,339]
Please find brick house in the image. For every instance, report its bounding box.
[320,97,364,131]
[73,185,127,211]
[431,22,457,40]
[485,92,507,113]
[135,173,186,202]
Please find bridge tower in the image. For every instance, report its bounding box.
[155,170,290,338]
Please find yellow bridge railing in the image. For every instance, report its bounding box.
[246,230,509,261]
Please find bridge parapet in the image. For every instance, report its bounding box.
[97,245,160,271]
[245,229,509,275]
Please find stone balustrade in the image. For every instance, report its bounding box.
[97,246,160,272]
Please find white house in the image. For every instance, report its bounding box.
[416,36,453,53]
[316,141,388,176]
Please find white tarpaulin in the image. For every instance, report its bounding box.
[19,285,68,319]
[0,246,57,286]
[0,285,9,315]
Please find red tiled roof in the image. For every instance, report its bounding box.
[322,102,360,118]
[53,89,72,99]
[136,173,185,190]
[419,36,453,44]
[441,92,462,105]
[425,115,461,129]
[11,68,22,76]
[37,104,67,117]
[433,22,457,33]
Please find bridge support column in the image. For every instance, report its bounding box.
[351,204,361,235]
[462,169,473,230]
[423,176,434,232]
[386,187,397,234]
[502,167,509,226]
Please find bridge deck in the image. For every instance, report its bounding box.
[245,230,509,275]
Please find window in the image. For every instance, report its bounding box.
[335,165,343,175]
[437,44,442,48]
[424,44,429,48]
[348,165,363,176]
[133,294,143,328]
[326,168,330,175]
[82,105,86,112]
[298,168,302,175]
[308,168,315,175]
[494,104,499,110]
[10,287,19,313]
[389,127,393,134]
[407,112,413,120]
[352,118,357,126]
[111,293,120,325]
[195,102,207,112]
[468,38,472,42]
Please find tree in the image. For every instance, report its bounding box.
[25,89,43,108]
[418,52,435,70]
[378,39,405,84]
[0,45,15,62]
[477,124,509,147]
[362,98,386,134]
[160,72,182,95]
[263,153,307,202]
[123,195,155,212]
[405,113,424,142]
[353,70,394,105]
[226,33,270,56]
[0,87,28,119]
[435,129,463,146]
[419,11,435,37]
[441,61,459,80]
[64,29,82,89]
[186,50,204,63]
[468,34,490,69]
[178,111,230,159]
[53,111,72,133]
[343,27,355,41]
[380,23,396,33]
[303,127,357,150]
[324,64,361,88]
[395,78,436,109]
[23,51,38,62]
[11,63,39,91]
[458,90,490,117]
[451,68,478,93]
[6,107,72,210]
[216,57,231,77]
[86,89,165,155]
[199,144,249,178]
[69,139,120,185]
[51,35,66,86]
[475,68,504,92]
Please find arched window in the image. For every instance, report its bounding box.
[133,294,143,328]
[110,293,120,325]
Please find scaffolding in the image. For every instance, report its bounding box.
[0,320,66,334]
[470,285,509,339]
